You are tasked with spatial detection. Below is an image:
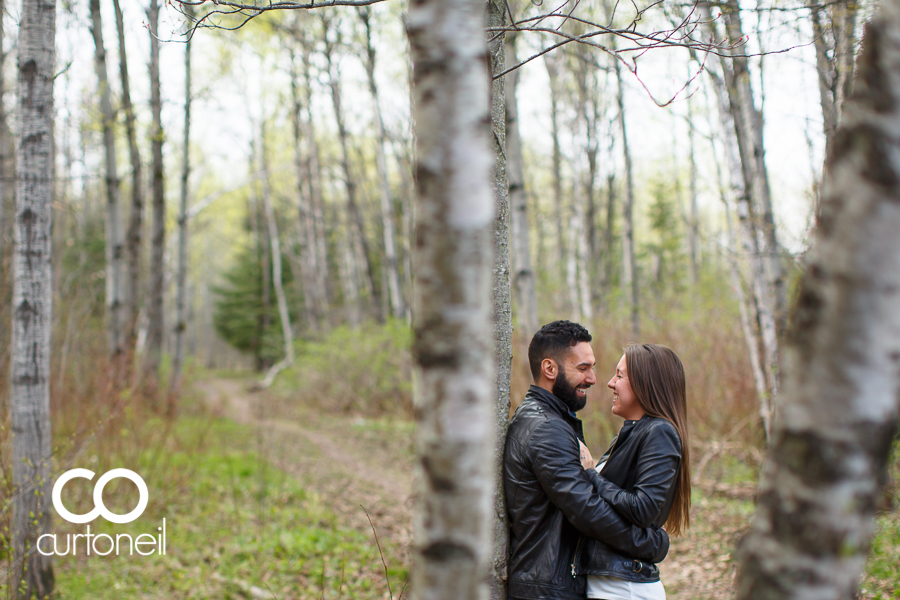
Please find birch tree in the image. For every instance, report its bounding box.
[10,0,57,594]
[113,0,144,350]
[407,0,495,597]
[612,49,639,337]
[171,5,193,399]
[90,0,124,358]
[359,6,405,320]
[144,0,166,381]
[505,12,538,339]
[735,6,900,596]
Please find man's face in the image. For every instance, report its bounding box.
[551,341,597,411]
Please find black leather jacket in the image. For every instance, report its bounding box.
[579,415,682,583]
[504,386,670,600]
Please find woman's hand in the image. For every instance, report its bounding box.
[578,440,595,470]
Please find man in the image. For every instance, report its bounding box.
[504,320,669,600]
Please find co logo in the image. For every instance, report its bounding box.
[52,468,149,524]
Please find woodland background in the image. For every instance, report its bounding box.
[0,0,898,598]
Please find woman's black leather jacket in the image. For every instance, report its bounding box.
[577,415,682,583]
[504,386,670,600]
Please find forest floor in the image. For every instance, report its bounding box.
[195,374,744,600]
[50,372,899,599]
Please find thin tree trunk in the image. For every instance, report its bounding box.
[259,120,295,389]
[170,5,193,400]
[545,55,566,277]
[719,0,786,335]
[686,90,700,285]
[505,22,538,339]
[144,0,166,383]
[701,10,779,440]
[487,3,511,599]
[360,7,405,320]
[10,0,57,594]
[0,0,9,248]
[613,53,639,337]
[322,17,380,316]
[300,45,330,320]
[113,0,144,353]
[90,0,124,358]
[289,48,319,332]
[735,11,900,597]
[407,0,495,596]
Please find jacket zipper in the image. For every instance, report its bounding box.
[571,537,583,577]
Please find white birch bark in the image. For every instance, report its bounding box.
[322,19,379,312]
[701,20,779,440]
[613,52,639,337]
[300,45,331,320]
[113,0,144,351]
[545,54,567,275]
[289,48,320,331]
[170,5,192,398]
[735,7,900,596]
[407,0,495,596]
[90,0,124,358]
[505,23,538,339]
[259,121,295,389]
[10,0,56,594]
[360,7,405,320]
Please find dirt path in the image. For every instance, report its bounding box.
[195,376,746,599]
[196,377,414,563]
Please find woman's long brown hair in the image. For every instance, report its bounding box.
[624,343,691,536]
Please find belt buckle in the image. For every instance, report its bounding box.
[631,560,643,573]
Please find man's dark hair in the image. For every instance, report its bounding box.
[528,320,593,381]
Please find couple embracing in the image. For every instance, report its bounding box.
[504,320,691,600]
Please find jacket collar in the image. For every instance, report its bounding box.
[526,385,581,420]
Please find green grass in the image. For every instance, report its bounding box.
[51,416,405,600]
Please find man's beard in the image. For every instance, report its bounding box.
[552,369,588,412]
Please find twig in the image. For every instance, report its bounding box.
[362,505,394,600]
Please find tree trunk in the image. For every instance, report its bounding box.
[289,48,320,332]
[505,22,538,339]
[545,54,566,278]
[734,10,900,597]
[487,3,511,599]
[686,90,700,285]
[407,0,495,596]
[0,0,10,249]
[322,17,380,317]
[613,53,639,337]
[259,120,295,388]
[113,0,144,353]
[701,8,779,440]
[300,44,331,321]
[10,0,57,594]
[90,0,124,358]
[719,0,786,335]
[170,5,193,401]
[143,0,166,383]
[360,7,405,320]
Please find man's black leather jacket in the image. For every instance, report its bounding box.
[579,415,682,583]
[504,386,670,600]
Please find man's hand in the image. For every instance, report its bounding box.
[578,440,595,470]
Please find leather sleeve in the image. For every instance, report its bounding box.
[591,422,682,528]
[528,418,670,563]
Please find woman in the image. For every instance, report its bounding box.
[577,343,691,600]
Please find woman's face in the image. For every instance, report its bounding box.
[607,354,645,421]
